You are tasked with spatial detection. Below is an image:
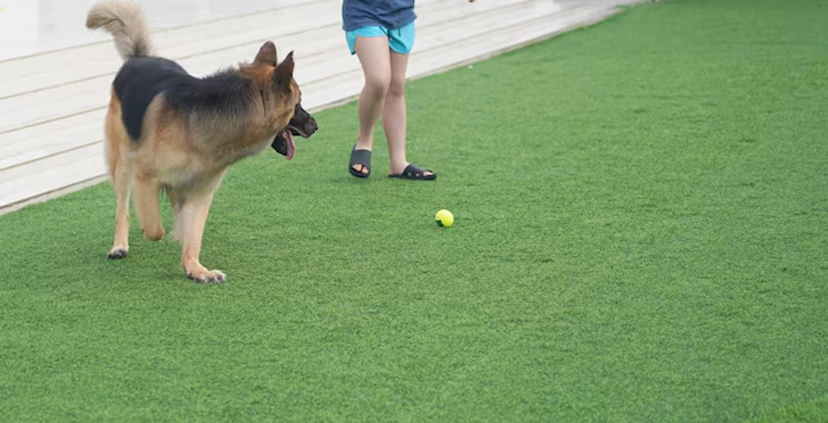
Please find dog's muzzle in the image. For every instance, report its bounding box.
[272,103,318,160]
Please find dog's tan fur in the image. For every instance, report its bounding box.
[88,0,304,282]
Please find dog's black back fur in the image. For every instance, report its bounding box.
[114,56,253,141]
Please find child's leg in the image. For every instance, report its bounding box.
[352,36,392,175]
[384,23,433,178]
[383,51,408,175]
[384,52,433,178]
[384,51,424,176]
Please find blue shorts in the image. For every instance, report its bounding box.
[345,22,416,55]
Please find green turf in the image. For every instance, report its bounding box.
[2,0,828,421]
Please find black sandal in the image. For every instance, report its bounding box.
[349,145,371,178]
[388,164,437,181]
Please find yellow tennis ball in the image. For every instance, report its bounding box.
[435,209,454,228]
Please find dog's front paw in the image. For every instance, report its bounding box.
[187,269,226,284]
[108,247,128,259]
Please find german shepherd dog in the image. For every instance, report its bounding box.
[86,0,318,283]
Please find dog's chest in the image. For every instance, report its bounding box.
[159,135,272,186]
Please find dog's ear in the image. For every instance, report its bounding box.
[254,41,277,66]
[274,51,295,86]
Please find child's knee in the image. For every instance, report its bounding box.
[387,78,405,98]
[365,73,391,95]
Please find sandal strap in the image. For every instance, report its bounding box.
[403,164,429,177]
[349,145,371,177]
[349,147,372,167]
[390,164,437,180]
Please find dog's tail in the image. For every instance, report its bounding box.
[86,0,154,61]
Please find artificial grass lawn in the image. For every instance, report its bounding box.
[2,0,828,421]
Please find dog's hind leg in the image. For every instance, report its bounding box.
[178,192,225,283]
[165,186,183,218]
[133,175,165,241]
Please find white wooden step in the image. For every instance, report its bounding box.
[0,0,501,100]
[0,0,342,99]
[0,144,106,209]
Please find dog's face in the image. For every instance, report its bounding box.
[272,103,318,159]
[248,41,318,160]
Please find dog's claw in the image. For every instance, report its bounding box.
[188,270,227,284]
[108,248,128,259]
